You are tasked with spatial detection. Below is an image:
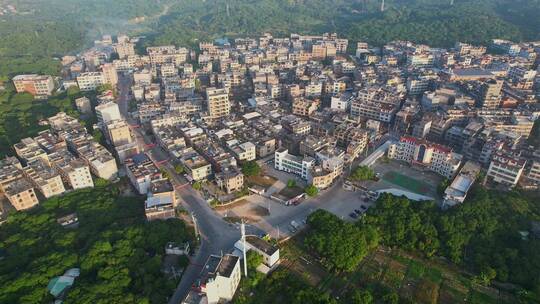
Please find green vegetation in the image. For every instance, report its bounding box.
[304,184,319,197]
[0,186,194,303]
[233,268,337,304]
[2,1,540,77]
[305,210,379,272]
[437,178,450,195]
[192,181,203,190]
[174,164,185,174]
[241,161,261,177]
[361,189,540,298]
[0,84,93,158]
[287,179,297,188]
[350,165,376,181]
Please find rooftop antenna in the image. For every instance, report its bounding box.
[381,0,385,12]
[241,220,248,277]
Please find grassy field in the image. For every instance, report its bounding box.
[382,171,432,195]
[277,234,515,304]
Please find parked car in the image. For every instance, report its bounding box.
[354,209,361,215]
[349,212,358,219]
[360,205,367,210]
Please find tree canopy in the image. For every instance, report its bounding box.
[0,186,194,303]
[350,166,376,181]
[305,210,379,272]
[241,161,261,177]
[360,189,540,297]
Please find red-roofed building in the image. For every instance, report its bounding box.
[388,136,462,179]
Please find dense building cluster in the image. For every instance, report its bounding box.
[4,32,540,218]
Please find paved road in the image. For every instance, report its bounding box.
[116,74,264,303]
[115,73,388,303]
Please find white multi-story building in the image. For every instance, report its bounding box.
[125,153,162,194]
[274,148,315,180]
[388,136,463,179]
[486,151,526,187]
[95,102,121,125]
[330,93,353,111]
[231,142,256,161]
[77,72,105,91]
[49,150,94,190]
[188,254,241,304]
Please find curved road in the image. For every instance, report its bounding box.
[116,74,262,303]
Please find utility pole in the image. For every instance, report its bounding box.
[381,0,385,12]
[450,0,454,5]
[241,220,248,277]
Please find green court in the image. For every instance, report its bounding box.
[382,171,432,194]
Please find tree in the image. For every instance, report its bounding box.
[350,166,376,181]
[242,161,261,177]
[246,250,263,272]
[160,169,170,179]
[347,289,374,304]
[287,179,296,188]
[174,164,185,174]
[192,181,202,190]
[305,210,378,272]
[304,185,319,197]
[0,187,194,303]
[437,179,449,195]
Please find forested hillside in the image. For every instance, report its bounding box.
[0,0,539,77]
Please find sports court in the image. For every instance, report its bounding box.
[382,171,432,195]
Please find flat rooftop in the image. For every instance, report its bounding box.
[246,236,278,256]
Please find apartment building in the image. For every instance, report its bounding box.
[486,151,526,187]
[181,148,213,181]
[281,115,311,136]
[23,159,66,198]
[114,42,136,59]
[231,142,256,161]
[105,119,133,146]
[77,72,105,91]
[12,74,55,97]
[527,160,540,186]
[274,148,315,180]
[215,167,244,194]
[350,88,401,123]
[125,153,162,194]
[75,97,92,114]
[206,87,230,119]
[95,102,121,125]
[292,98,320,117]
[101,63,118,87]
[145,179,176,221]
[388,136,463,179]
[14,137,49,166]
[4,178,39,211]
[147,45,189,66]
[198,255,241,304]
[0,157,23,194]
[49,150,94,190]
